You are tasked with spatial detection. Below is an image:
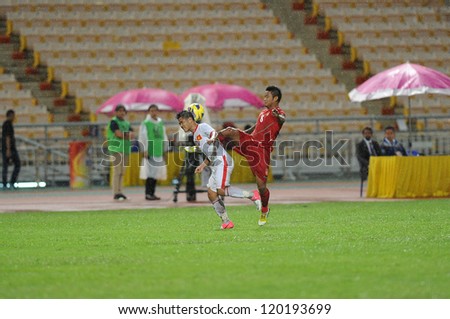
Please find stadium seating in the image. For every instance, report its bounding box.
[13,125,67,140]
[312,0,449,134]
[0,72,55,130]
[314,0,449,75]
[3,0,353,121]
[0,73,20,91]
[0,89,37,108]
[421,118,450,131]
[398,95,450,116]
[0,74,66,142]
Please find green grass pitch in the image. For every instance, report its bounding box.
[0,199,449,298]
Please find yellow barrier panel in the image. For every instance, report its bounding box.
[337,31,344,47]
[60,82,69,98]
[6,20,12,36]
[162,40,181,51]
[390,96,397,108]
[74,98,83,114]
[312,3,319,17]
[324,17,331,32]
[20,35,27,52]
[46,66,54,83]
[363,61,371,76]
[350,47,357,62]
[89,113,97,123]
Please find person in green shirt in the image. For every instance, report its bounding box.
[138,104,168,200]
[107,104,134,200]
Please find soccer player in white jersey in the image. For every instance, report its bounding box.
[177,110,261,230]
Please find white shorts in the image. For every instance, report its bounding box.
[139,156,167,180]
[207,155,234,191]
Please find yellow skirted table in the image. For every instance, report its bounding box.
[367,155,450,198]
[112,150,272,187]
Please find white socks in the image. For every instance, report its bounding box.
[226,186,251,199]
[212,198,229,223]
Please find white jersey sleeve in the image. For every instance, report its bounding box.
[193,123,232,166]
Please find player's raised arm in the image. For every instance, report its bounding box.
[272,107,286,125]
[244,124,255,134]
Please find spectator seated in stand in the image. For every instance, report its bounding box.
[356,126,381,182]
[380,126,407,156]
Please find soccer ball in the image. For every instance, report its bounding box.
[186,103,205,123]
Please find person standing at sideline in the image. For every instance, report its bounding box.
[2,109,20,189]
[356,127,381,182]
[214,86,286,226]
[107,104,134,200]
[138,104,168,200]
[177,110,261,230]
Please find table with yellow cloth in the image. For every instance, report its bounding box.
[367,155,450,198]
[113,150,272,187]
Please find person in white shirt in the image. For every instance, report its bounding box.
[176,110,261,230]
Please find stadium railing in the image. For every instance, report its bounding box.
[1,114,449,186]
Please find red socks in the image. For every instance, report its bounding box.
[261,188,270,213]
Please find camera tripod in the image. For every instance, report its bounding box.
[172,147,208,203]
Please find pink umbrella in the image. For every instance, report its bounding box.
[349,62,450,101]
[348,62,450,150]
[96,88,184,115]
[180,83,264,110]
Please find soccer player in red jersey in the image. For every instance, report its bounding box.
[215,86,286,225]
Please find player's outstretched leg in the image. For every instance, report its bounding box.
[225,186,261,211]
[251,190,262,211]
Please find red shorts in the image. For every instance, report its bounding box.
[233,131,271,183]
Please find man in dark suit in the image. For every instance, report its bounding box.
[356,126,381,182]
